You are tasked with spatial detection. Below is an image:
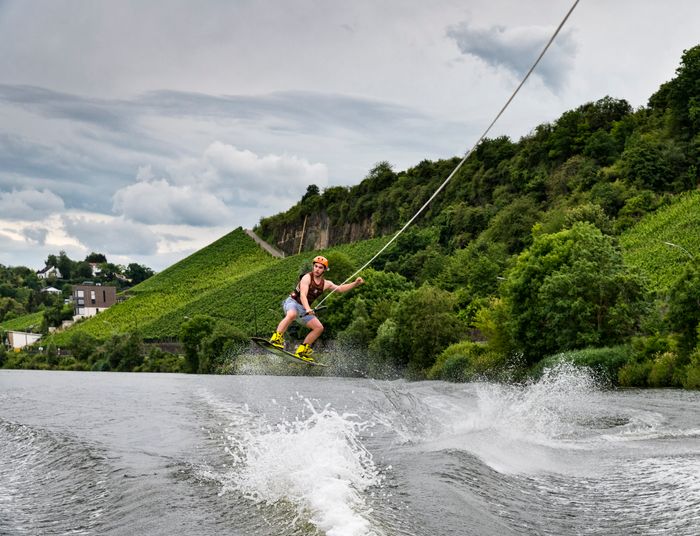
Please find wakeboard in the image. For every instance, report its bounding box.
[251,337,329,367]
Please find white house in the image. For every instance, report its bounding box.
[6,331,42,350]
[41,286,62,295]
[37,266,62,279]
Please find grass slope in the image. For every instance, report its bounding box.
[51,227,275,343]
[620,190,700,290]
[0,311,44,332]
[51,227,389,343]
[150,236,390,338]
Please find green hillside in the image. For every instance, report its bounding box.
[0,311,44,332]
[50,227,389,344]
[51,228,274,343]
[620,190,700,290]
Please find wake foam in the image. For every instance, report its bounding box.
[470,363,603,443]
[218,397,383,536]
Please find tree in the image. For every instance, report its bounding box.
[56,251,73,280]
[45,254,58,268]
[67,332,99,363]
[42,302,73,331]
[502,222,650,364]
[75,261,94,279]
[480,196,542,254]
[618,134,685,191]
[0,297,24,323]
[105,331,144,371]
[667,262,700,354]
[199,321,248,373]
[179,315,215,373]
[85,252,107,263]
[392,285,464,376]
[440,238,508,298]
[301,184,320,202]
[649,45,700,138]
[321,268,413,338]
[337,298,374,349]
[126,263,154,284]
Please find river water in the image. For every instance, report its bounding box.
[1,366,699,535]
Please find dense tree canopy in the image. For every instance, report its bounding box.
[502,222,649,364]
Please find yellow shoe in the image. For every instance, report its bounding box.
[269,331,285,349]
[294,344,315,362]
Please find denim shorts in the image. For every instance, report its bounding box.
[283,296,315,325]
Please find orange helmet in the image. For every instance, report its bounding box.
[313,255,329,270]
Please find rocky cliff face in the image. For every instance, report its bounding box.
[271,211,385,255]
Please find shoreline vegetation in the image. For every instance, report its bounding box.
[2,45,700,389]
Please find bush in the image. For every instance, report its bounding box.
[137,347,183,373]
[648,351,685,387]
[682,348,700,389]
[179,315,215,373]
[440,354,472,382]
[428,340,503,381]
[618,360,653,387]
[668,262,700,354]
[105,331,144,372]
[392,285,464,376]
[68,332,99,363]
[368,319,401,378]
[199,321,248,374]
[337,299,374,349]
[91,359,111,372]
[58,355,88,371]
[534,345,631,384]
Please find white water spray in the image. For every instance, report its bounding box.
[220,397,383,536]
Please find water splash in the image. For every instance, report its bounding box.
[220,397,383,536]
[467,363,604,442]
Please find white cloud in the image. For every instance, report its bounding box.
[62,215,160,256]
[112,178,232,226]
[202,141,328,193]
[0,188,65,220]
[129,142,330,224]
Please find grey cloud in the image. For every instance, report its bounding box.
[1,84,431,138]
[0,188,65,220]
[446,22,577,91]
[21,226,49,245]
[0,232,48,269]
[137,89,428,136]
[0,133,82,182]
[0,84,133,131]
[62,216,159,255]
[0,84,446,177]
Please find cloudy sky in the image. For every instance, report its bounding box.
[1,0,698,271]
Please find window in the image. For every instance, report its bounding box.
[77,290,84,298]
[90,290,96,304]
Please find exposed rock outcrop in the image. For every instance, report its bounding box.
[269,211,387,255]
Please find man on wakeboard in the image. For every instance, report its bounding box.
[269,255,364,362]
